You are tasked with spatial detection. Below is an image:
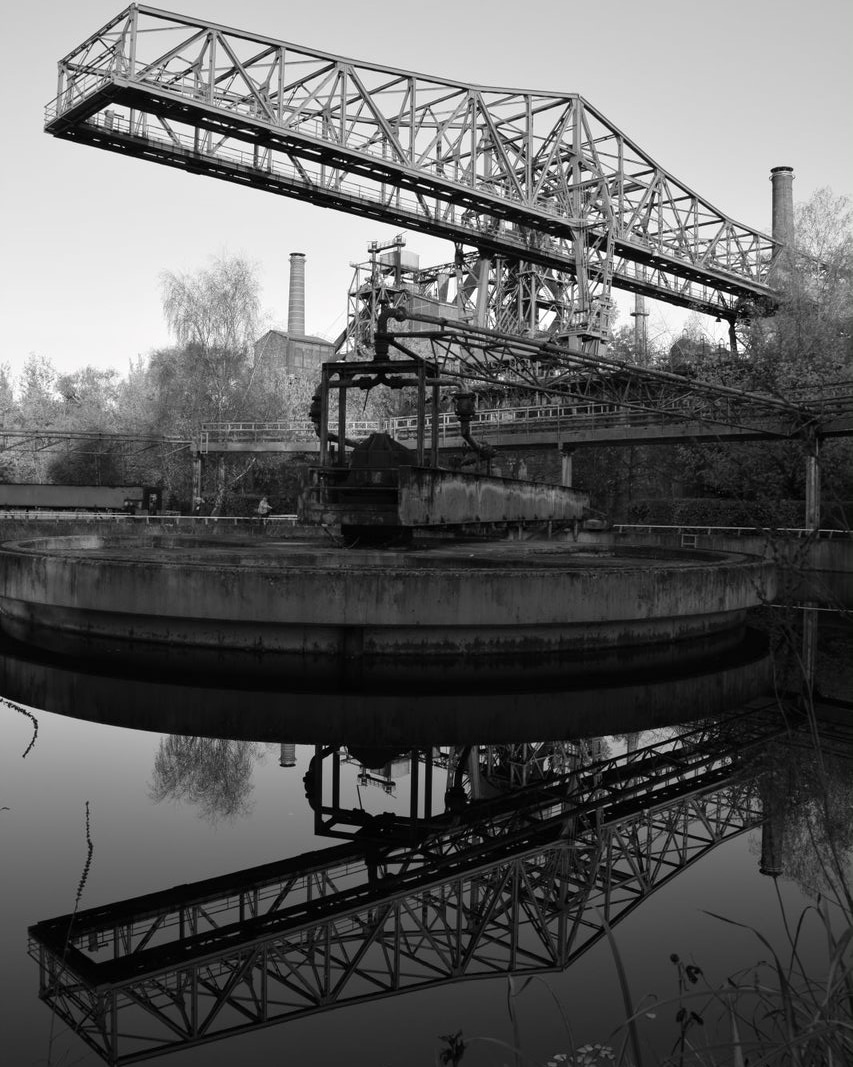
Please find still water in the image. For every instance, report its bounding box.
[1,610,850,1067]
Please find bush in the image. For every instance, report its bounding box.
[622,498,809,528]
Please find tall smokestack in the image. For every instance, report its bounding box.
[630,293,648,363]
[288,252,306,336]
[770,166,795,272]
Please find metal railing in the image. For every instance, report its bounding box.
[200,404,620,446]
[200,419,379,438]
[196,405,622,451]
[0,512,299,525]
[47,108,536,253]
[612,524,850,540]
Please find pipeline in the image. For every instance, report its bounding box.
[453,392,497,464]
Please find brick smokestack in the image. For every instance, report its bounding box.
[770,166,795,250]
[288,252,306,336]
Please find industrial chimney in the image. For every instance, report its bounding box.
[770,166,794,245]
[288,252,306,337]
[769,167,795,278]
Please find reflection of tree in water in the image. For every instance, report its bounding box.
[745,604,853,900]
[149,736,258,822]
[757,739,853,902]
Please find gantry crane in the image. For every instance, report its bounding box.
[45,6,847,532]
[46,4,779,356]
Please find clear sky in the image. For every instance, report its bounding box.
[2,0,851,380]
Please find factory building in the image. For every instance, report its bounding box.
[253,252,335,373]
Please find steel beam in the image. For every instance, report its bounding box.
[45,5,779,343]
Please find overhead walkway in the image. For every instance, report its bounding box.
[45,5,778,328]
[195,403,853,456]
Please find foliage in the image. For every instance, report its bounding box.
[759,741,853,902]
[162,255,261,355]
[203,453,315,516]
[131,255,322,511]
[0,363,15,421]
[1,358,137,484]
[54,366,121,430]
[17,353,60,426]
[573,445,678,518]
[578,188,853,526]
[149,735,258,822]
[678,188,853,518]
[741,188,852,389]
[435,657,853,1067]
[7,354,61,481]
[439,898,853,1067]
[607,323,662,369]
[664,902,853,1067]
[47,444,126,486]
[622,497,809,529]
[155,254,268,434]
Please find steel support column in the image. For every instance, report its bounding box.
[560,445,574,487]
[804,433,821,530]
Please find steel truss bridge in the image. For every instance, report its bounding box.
[194,312,852,457]
[196,407,839,458]
[30,704,797,1065]
[46,5,780,352]
[6,342,849,469]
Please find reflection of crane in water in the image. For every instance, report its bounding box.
[30,704,800,1065]
[312,739,601,841]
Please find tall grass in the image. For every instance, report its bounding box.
[436,696,852,1067]
[438,889,851,1066]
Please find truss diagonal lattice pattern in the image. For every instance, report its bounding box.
[45,4,777,341]
[29,708,789,1063]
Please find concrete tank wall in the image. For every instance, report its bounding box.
[0,537,775,662]
[602,527,852,606]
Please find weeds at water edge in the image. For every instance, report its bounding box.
[437,889,852,1066]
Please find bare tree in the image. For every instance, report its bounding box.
[162,254,261,355]
[149,735,257,823]
[160,255,262,425]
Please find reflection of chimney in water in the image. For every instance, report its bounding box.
[288,252,306,337]
[759,813,784,877]
[758,771,786,877]
[279,743,297,768]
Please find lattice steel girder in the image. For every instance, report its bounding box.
[29,710,790,1062]
[31,708,786,980]
[30,787,761,1064]
[45,6,777,320]
[345,251,613,354]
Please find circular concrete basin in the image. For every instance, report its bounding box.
[0,535,775,677]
